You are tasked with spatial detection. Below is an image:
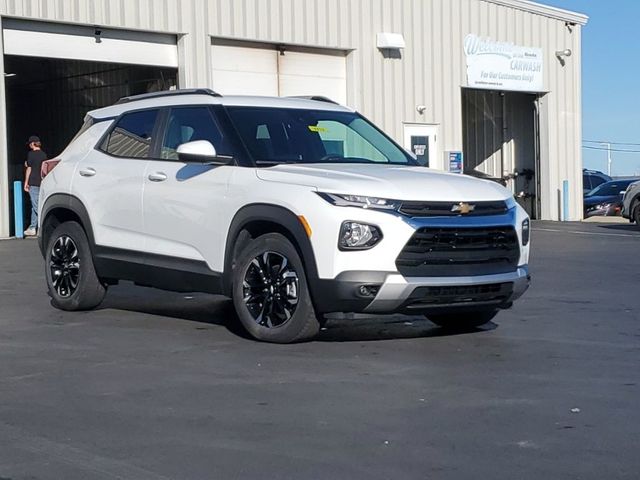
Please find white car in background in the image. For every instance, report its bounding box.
[38,89,530,343]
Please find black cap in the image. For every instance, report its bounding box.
[27,135,40,144]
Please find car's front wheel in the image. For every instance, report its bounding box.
[426,309,498,331]
[45,221,106,311]
[232,233,320,343]
[633,203,640,226]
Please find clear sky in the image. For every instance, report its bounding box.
[545,0,640,176]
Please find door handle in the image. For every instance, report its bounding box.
[148,172,167,182]
[79,167,96,177]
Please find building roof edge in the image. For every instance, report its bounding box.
[484,0,589,25]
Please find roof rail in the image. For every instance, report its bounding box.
[287,95,340,105]
[115,88,222,105]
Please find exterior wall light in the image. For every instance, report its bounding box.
[555,49,572,58]
[377,33,406,50]
[555,48,572,66]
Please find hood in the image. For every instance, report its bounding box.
[583,194,620,207]
[255,164,511,202]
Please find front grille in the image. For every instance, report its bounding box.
[396,226,520,277]
[402,282,513,310]
[399,200,508,218]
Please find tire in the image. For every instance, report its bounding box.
[45,221,106,311]
[633,203,640,226]
[232,233,320,343]
[426,309,498,331]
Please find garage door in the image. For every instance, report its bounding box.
[211,44,279,96]
[211,43,347,104]
[2,19,178,68]
[278,50,347,104]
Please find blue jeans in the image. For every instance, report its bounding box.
[28,186,40,229]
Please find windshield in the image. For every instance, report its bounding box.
[226,107,415,166]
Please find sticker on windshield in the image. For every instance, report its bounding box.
[308,125,328,133]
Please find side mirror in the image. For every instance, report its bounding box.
[176,140,233,165]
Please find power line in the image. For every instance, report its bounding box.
[583,139,640,146]
[582,145,640,153]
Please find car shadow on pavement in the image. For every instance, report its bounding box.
[317,314,497,342]
[595,224,639,233]
[97,285,252,339]
[95,283,497,342]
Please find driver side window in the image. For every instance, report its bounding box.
[161,107,226,160]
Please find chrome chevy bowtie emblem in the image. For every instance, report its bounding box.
[452,202,475,214]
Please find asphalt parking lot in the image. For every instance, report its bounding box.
[1,221,639,480]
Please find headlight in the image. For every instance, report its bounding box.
[521,218,530,246]
[594,203,614,211]
[317,192,402,211]
[339,221,383,250]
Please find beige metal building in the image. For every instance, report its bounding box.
[0,0,588,238]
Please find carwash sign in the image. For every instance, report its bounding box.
[464,34,544,92]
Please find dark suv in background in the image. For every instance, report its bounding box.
[583,169,611,194]
[584,179,638,218]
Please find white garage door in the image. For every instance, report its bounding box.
[278,50,347,104]
[211,44,279,96]
[3,19,178,68]
[211,43,347,104]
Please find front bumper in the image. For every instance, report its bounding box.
[309,202,531,314]
[312,267,530,314]
[584,204,621,218]
[364,267,529,313]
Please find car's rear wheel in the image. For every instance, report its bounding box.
[232,233,320,343]
[426,309,498,331]
[45,221,106,311]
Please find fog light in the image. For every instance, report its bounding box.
[357,285,380,297]
[522,218,530,246]
[339,221,382,250]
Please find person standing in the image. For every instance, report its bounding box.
[23,135,47,237]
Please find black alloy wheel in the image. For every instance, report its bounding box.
[45,221,106,311]
[232,233,320,343]
[242,251,300,328]
[49,235,80,298]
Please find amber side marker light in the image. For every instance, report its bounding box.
[298,215,312,238]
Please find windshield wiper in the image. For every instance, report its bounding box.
[255,159,302,165]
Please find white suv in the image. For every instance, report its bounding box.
[38,89,530,343]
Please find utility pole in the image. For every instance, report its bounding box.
[600,142,612,176]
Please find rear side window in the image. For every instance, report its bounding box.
[590,175,607,189]
[582,174,591,190]
[102,109,159,158]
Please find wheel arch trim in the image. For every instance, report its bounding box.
[39,194,95,257]
[223,203,320,299]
